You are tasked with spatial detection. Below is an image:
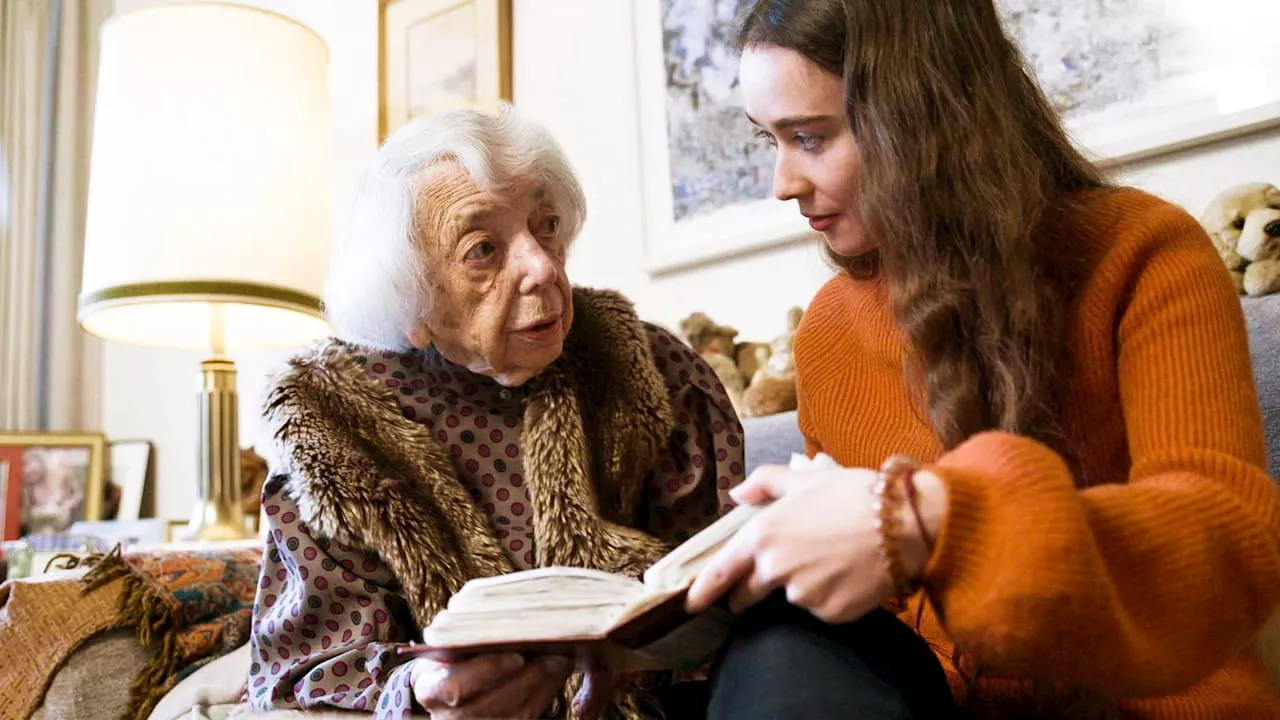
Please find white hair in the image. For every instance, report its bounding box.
[323,105,587,350]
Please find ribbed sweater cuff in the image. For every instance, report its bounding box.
[921,431,1071,600]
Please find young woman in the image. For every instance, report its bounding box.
[685,1,1280,718]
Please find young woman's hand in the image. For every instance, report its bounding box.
[685,464,947,623]
[410,652,571,719]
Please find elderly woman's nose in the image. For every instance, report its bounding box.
[511,232,558,293]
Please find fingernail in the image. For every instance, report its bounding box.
[543,655,571,674]
[501,654,525,672]
[442,683,460,707]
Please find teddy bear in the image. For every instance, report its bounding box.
[678,312,748,417]
[743,306,805,418]
[1200,182,1280,296]
[241,446,269,528]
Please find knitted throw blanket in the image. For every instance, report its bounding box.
[82,544,262,720]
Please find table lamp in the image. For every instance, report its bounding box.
[78,4,332,540]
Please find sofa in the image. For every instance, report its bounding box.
[8,297,1280,718]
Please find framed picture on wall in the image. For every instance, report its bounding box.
[632,0,816,275]
[380,0,513,140]
[998,0,1280,166]
[0,432,106,539]
[633,0,1280,274]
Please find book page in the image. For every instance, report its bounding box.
[441,566,645,613]
[642,452,838,593]
[641,503,763,594]
[423,568,648,649]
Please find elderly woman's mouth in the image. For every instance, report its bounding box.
[512,316,563,341]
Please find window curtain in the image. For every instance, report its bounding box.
[0,0,112,431]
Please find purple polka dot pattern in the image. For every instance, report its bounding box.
[250,323,745,716]
[249,483,415,717]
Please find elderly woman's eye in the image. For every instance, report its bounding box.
[464,240,495,261]
[535,215,560,237]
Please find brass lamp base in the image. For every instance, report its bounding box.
[181,357,254,542]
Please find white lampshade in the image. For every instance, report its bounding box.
[79,3,332,350]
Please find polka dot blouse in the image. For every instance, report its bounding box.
[248,323,745,716]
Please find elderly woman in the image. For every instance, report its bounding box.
[248,107,743,720]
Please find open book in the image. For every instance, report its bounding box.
[400,453,837,671]
[401,502,762,672]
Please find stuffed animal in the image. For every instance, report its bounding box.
[1200,183,1280,296]
[678,312,748,417]
[734,341,772,383]
[743,306,804,418]
[241,446,269,526]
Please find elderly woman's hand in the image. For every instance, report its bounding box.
[410,652,572,719]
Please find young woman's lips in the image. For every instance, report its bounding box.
[807,214,837,232]
[514,316,562,342]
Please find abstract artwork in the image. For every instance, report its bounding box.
[662,0,770,222]
[634,0,1280,272]
[998,0,1280,163]
[634,0,812,273]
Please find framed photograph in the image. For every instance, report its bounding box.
[632,0,816,275]
[108,439,153,522]
[380,0,513,140]
[165,519,189,543]
[0,433,106,539]
[999,0,1280,166]
[1,452,20,541]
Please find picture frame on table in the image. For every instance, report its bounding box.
[165,519,188,543]
[108,439,153,522]
[0,432,107,540]
[380,0,513,141]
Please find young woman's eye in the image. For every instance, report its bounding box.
[464,240,495,261]
[795,133,822,152]
[754,129,778,148]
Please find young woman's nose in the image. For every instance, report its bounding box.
[773,151,812,202]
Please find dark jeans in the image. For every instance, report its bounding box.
[668,593,957,720]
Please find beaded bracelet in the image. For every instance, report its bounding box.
[873,455,922,604]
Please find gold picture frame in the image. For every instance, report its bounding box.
[380,0,513,140]
[0,432,107,540]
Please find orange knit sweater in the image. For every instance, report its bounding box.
[794,188,1280,718]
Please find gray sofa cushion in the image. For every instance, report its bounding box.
[742,411,805,475]
[1243,295,1279,480]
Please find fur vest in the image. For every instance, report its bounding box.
[262,287,679,718]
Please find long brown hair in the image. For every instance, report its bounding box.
[739,0,1109,455]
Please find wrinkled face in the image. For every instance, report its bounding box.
[411,163,573,387]
[739,45,870,257]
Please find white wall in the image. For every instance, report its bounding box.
[101,0,1280,520]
